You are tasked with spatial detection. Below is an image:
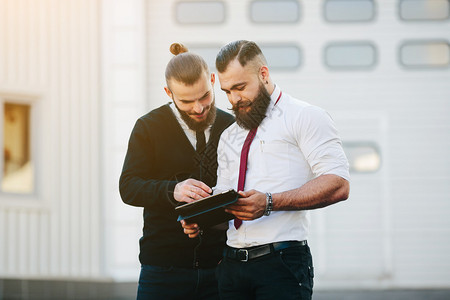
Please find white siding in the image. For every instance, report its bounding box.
[0,0,101,278]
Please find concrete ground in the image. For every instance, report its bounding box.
[314,289,450,300]
[1,279,450,299]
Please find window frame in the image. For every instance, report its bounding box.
[249,0,301,24]
[323,0,377,23]
[343,141,382,174]
[259,43,303,71]
[398,0,450,22]
[186,44,223,71]
[174,1,227,25]
[398,40,450,69]
[0,92,39,204]
[323,41,378,71]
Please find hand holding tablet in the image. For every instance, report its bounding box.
[175,189,239,227]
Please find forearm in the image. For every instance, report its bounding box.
[119,174,177,207]
[272,174,349,211]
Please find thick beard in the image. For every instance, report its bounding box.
[175,98,217,132]
[232,84,271,130]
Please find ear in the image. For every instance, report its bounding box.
[259,66,270,83]
[164,86,173,98]
[210,73,216,86]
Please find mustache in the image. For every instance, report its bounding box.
[231,100,252,111]
[188,106,209,116]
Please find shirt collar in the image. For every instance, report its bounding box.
[267,84,282,112]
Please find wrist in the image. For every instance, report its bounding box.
[263,192,273,216]
[169,181,181,204]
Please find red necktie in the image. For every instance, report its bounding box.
[234,127,258,229]
[234,91,282,229]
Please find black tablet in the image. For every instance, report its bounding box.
[175,189,239,227]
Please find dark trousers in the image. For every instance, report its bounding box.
[137,264,219,300]
[216,244,314,300]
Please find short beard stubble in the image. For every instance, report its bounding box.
[175,98,217,132]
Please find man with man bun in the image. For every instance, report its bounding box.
[119,43,234,299]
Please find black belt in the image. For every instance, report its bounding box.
[224,240,307,262]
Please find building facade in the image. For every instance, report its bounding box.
[1,0,450,293]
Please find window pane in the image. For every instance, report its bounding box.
[250,0,300,23]
[188,45,221,70]
[325,43,376,69]
[324,0,375,22]
[400,41,450,67]
[2,102,33,193]
[190,44,302,70]
[400,0,450,21]
[343,143,381,173]
[175,1,225,24]
[260,45,302,70]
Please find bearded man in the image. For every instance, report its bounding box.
[182,40,350,299]
[119,43,234,300]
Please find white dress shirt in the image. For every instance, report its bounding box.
[169,102,211,149]
[215,84,350,248]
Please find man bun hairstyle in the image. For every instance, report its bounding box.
[165,42,209,86]
[170,43,188,55]
[215,40,267,73]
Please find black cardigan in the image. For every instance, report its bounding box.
[119,104,234,268]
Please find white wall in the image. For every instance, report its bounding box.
[101,0,147,281]
[0,0,102,279]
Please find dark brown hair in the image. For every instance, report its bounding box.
[165,43,209,86]
[215,40,267,73]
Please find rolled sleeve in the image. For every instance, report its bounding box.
[296,106,350,181]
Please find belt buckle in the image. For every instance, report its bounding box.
[237,249,249,262]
